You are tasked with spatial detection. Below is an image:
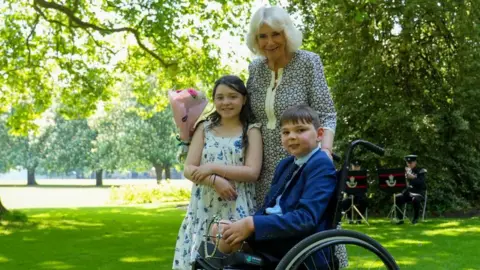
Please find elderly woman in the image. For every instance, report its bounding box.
[245,6,347,267]
[246,6,337,202]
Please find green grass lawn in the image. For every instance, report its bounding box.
[342,218,480,269]
[0,206,185,270]
[1,207,479,269]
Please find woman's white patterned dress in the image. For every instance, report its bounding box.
[247,50,348,267]
[247,50,337,203]
[172,121,259,270]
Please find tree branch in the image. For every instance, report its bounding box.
[26,15,40,65]
[33,4,71,29]
[72,0,80,13]
[33,0,174,67]
[84,28,118,55]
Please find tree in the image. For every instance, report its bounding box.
[93,79,180,183]
[1,113,52,185]
[289,0,480,211]
[0,116,11,173]
[6,123,53,185]
[0,118,10,213]
[42,116,97,179]
[88,103,127,186]
[121,107,178,183]
[1,0,253,134]
[17,132,52,186]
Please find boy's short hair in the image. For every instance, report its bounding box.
[280,104,321,129]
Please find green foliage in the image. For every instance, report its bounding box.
[88,81,181,179]
[42,117,97,176]
[0,79,183,180]
[88,105,125,174]
[109,182,191,204]
[0,0,253,134]
[1,0,253,181]
[121,107,178,171]
[1,119,54,183]
[290,0,480,211]
[0,117,12,172]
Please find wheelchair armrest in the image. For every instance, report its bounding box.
[223,251,267,267]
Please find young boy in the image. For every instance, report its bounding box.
[215,104,337,268]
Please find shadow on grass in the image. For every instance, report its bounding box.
[343,217,480,269]
[0,210,29,229]
[0,206,186,270]
[1,207,479,270]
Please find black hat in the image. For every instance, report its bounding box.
[351,159,361,166]
[404,155,417,162]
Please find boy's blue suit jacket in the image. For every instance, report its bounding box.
[252,150,337,265]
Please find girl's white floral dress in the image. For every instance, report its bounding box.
[172,121,260,269]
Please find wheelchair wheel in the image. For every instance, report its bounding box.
[276,230,399,270]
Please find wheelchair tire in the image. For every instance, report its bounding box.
[276,230,399,270]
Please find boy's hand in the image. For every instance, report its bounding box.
[222,216,254,246]
[191,164,214,182]
[213,177,237,201]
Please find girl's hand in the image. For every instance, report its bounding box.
[213,177,237,201]
[192,164,215,182]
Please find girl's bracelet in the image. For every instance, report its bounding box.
[209,174,214,187]
[212,174,217,187]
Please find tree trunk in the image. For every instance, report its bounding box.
[95,169,103,187]
[0,197,8,214]
[164,165,171,180]
[154,164,163,184]
[27,168,37,186]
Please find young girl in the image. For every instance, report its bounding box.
[172,75,263,269]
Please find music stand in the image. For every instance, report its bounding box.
[343,170,369,225]
[377,168,407,221]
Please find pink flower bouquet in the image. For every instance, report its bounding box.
[168,88,208,162]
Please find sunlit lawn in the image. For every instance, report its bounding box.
[343,217,480,269]
[0,206,185,270]
[1,207,479,269]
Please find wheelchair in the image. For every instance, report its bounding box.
[192,140,400,270]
